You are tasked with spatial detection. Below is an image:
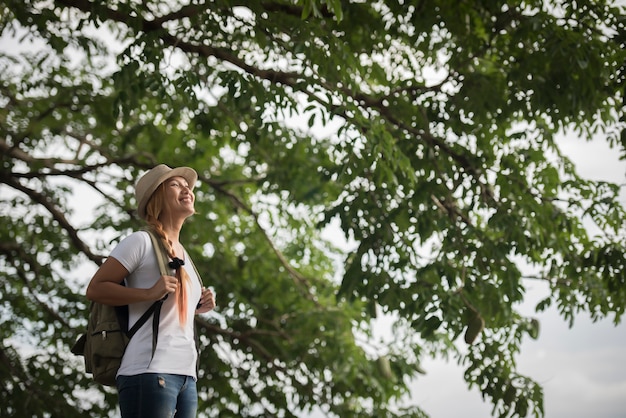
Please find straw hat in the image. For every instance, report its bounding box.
[135,164,198,219]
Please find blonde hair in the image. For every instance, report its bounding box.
[144,183,191,326]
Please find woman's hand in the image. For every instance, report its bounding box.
[149,275,179,300]
[196,287,216,314]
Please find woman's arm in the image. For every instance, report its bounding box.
[86,257,177,305]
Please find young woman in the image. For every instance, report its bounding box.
[86,164,215,418]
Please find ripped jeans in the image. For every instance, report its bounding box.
[117,373,198,418]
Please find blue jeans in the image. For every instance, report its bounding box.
[117,373,198,418]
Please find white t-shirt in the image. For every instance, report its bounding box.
[110,231,202,379]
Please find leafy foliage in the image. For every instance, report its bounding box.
[0,0,625,417]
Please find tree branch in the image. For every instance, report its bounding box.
[0,169,103,265]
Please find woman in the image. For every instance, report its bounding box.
[86,164,215,418]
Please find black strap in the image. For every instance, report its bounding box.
[150,301,164,358]
[127,298,164,339]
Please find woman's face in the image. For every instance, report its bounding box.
[162,176,195,219]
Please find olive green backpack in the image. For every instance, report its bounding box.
[71,229,171,386]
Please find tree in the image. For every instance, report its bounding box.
[1,0,624,417]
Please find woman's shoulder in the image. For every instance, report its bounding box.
[111,230,152,258]
[126,229,152,241]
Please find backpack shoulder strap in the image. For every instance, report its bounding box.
[144,228,170,277]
